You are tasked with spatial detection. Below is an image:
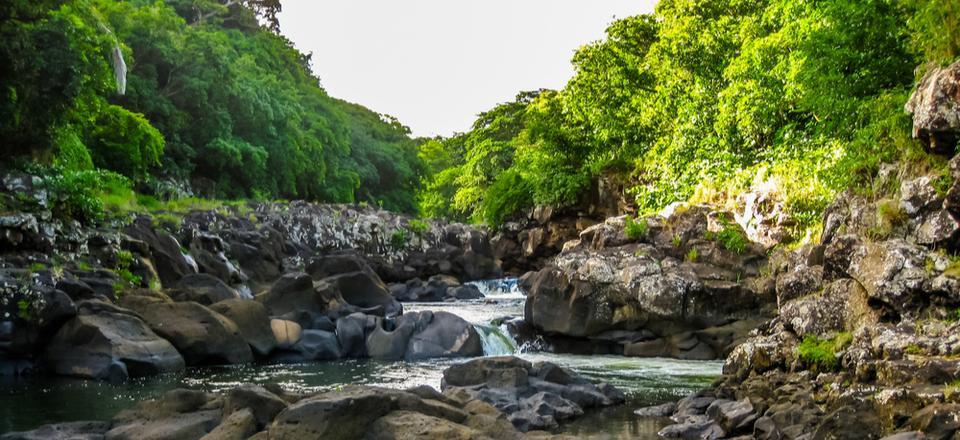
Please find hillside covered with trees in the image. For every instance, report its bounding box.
[418,0,959,240]
[1,0,421,215]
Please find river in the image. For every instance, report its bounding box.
[0,278,722,438]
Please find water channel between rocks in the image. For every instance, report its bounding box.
[0,278,722,438]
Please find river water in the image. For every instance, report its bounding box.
[0,278,722,438]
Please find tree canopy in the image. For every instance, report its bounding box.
[0,0,421,212]
[417,0,959,233]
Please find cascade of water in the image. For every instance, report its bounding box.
[110,45,127,95]
[474,323,519,356]
[467,278,525,300]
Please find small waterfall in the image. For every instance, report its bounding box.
[110,45,127,95]
[98,23,127,95]
[467,278,525,300]
[474,323,518,356]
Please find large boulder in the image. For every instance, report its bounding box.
[905,60,960,154]
[45,300,184,381]
[323,271,402,317]
[107,389,221,440]
[256,272,341,317]
[127,301,253,366]
[170,274,241,305]
[405,311,483,360]
[210,299,276,357]
[124,218,197,286]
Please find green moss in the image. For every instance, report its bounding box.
[27,263,47,273]
[868,199,907,240]
[686,248,699,263]
[797,333,853,373]
[624,216,649,240]
[16,300,31,321]
[932,168,953,198]
[905,344,924,355]
[672,234,682,248]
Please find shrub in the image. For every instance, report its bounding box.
[408,219,429,236]
[797,333,853,373]
[624,216,649,240]
[686,248,699,262]
[716,223,748,254]
[390,229,409,250]
[868,199,908,240]
[87,105,164,179]
[946,380,960,400]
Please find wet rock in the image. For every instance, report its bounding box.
[292,330,340,361]
[45,300,184,381]
[905,60,960,154]
[107,389,222,440]
[188,231,242,285]
[0,421,110,440]
[305,252,369,279]
[210,299,276,357]
[405,311,483,360]
[127,301,253,366]
[657,416,725,440]
[366,319,415,360]
[635,402,677,417]
[336,312,370,358]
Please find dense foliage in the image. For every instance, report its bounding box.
[1,0,420,213]
[418,0,959,233]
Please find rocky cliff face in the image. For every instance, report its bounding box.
[644,62,960,439]
[520,205,776,360]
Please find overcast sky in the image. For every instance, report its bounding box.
[278,1,656,138]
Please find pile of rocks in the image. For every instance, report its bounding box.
[441,356,625,431]
[389,275,483,302]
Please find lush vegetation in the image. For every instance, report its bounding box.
[1,0,421,218]
[417,0,959,235]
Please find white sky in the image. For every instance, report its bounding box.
[278,1,656,138]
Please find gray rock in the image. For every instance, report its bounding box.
[171,274,240,305]
[658,416,725,440]
[405,311,483,360]
[706,399,756,434]
[124,218,197,286]
[127,301,253,366]
[336,313,369,358]
[293,330,340,360]
[635,402,677,417]
[223,385,288,429]
[199,409,255,440]
[210,299,276,357]
[0,421,110,440]
[45,301,184,381]
[366,320,414,360]
[905,60,960,154]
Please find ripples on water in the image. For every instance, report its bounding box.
[0,278,722,437]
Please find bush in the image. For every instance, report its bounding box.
[624,215,648,240]
[797,333,853,372]
[87,105,165,179]
[408,219,429,235]
[390,229,409,250]
[716,223,748,254]
[28,164,131,224]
